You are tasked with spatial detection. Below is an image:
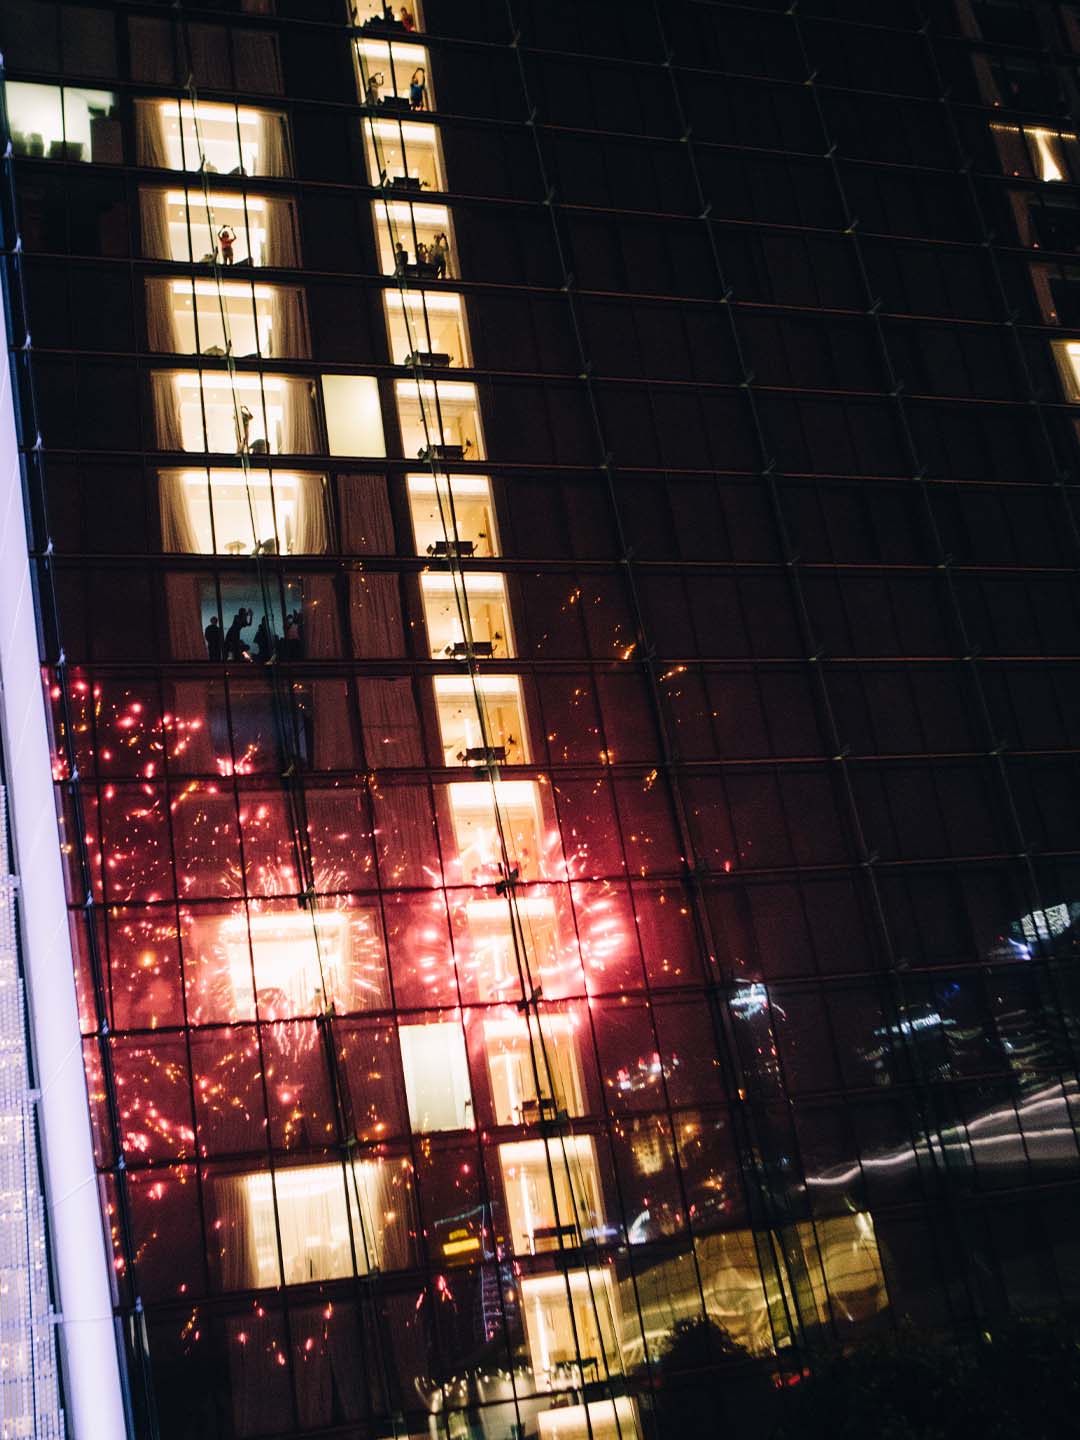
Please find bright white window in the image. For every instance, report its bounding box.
[399,1022,474,1132]
[447,779,546,883]
[6,81,120,164]
[538,1400,641,1440]
[396,379,483,459]
[146,189,283,266]
[991,121,1077,182]
[354,38,434,110]
[351,0,424,26]
[433,675,528,765]
[420,572,513,658]
[159,468,328,555]
[407,474,498,557]
[498,1136,604,1254]
[1052,339,1080,400]
[154,371,318,455]
[521,1269,624,1382]
[321,374,387,457]
[136,98,291,177]
[384,291,470,367]
[363,118,443,192]
[146,279,307,359]
[372,201,456,277]
[484,1012,584,1124]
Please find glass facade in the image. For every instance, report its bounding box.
[1,0,1080,1437]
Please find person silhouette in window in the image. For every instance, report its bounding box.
[253,614,274,662]
[394,239,409,275]
[365,71,384,108]
[432,231,449,278]
[204,614,223,661]
[238,404,254,453]
[410,67,427,110]
[400,7,415,31]
[224,607,252,661]
[218,224,236,265]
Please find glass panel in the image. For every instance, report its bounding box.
[355,38,433,110]
[351,1,423,33]
[384,291,469,367]
[521,1268,624,1385]
[399,1021,474,1132]
[159,468,328,556]
[321,375,386,457]
[138,98,291,177]
[395,379,484,459]
[372,200,457,278]
[363,118,443,192]
[446,779,547,883]
[498,1136,605,1253]
[433,675,528,764]
[406,474,498,556]
[483,1011,586,1123]
[420,572,513,658]
[6,81,119,163]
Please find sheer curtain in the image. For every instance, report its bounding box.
[128,17,176,85]
[279,377,320,454]
[373,785,437,888]
[269,286,309,359]
[348,572,404,656]
[293,474,329,555]
[158,469,201,553]
[139,188,173,259]
[145,278,181,353]
[186,24,231,90]
[258,111,291,177]
[164,572,208,659]
[151,370,187,451]
[235,32,284,95]
[226,1308,291,1439]
[358,678,423,767]
[264,195,299,267]
[302,574,342,656]
[134,99,170,169]
[339,473,394,555]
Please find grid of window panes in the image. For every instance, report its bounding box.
[4,1,1080,1438]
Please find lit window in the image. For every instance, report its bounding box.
[538,1400,641,1440]
[433,675,528,765]
[521,1269,624,1384]
[372,200,457,278]
[219,909,352,1016]
[351,0,424,33]
[135,98,291,177]
[462,895,565,1001]
[139,188,299,267]
[447,779,546,883]
[384,291,470,368]
[219,1158,410,1287]
[484,1011,585,1124]
[363,118,443,192]
[1052,339,1080,399]
[6,82,120,164]
[991,121,1078,182]
[321,374,387,457]
[498,1135,605,1253]
[395,379,484,460]
[354,38,434,111]
[398,1022,474,1132]
[150,371,320,454]
[145,279,309,359]
[420,572,513,658]
[159,467,328,555]
[407,474,498,557]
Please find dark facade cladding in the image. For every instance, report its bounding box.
[2,0,1080,1435]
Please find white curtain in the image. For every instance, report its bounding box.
[339,473,394,555]
[158,469,201,552]
[269,286,309,358]
[357,678,423,767]
[150,370,186,451]
[264,195,299,267]
[145,278,181,353]
[292,472,329,554]
[348,572,404,657]
[164,572,208,660]
[139,188,173,260]
[279,377,319,454]
[257,110,291,177]
[134,99,170,169]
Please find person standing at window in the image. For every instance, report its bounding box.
[410,67,427,110]
[218,225,237,265]
[224,608,252,661]
[365,71,384,108]
[432,231,449,278]
[237,404,254,453]
[204,614,223,661]
[394,239,409,275]
[400,7,416,31]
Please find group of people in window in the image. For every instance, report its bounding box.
[365,66,427,111]
[359,4,417,33]
[394,231,449,278]
[205,607,303,662]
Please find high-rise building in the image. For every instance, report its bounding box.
[0,0,1079,1436]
